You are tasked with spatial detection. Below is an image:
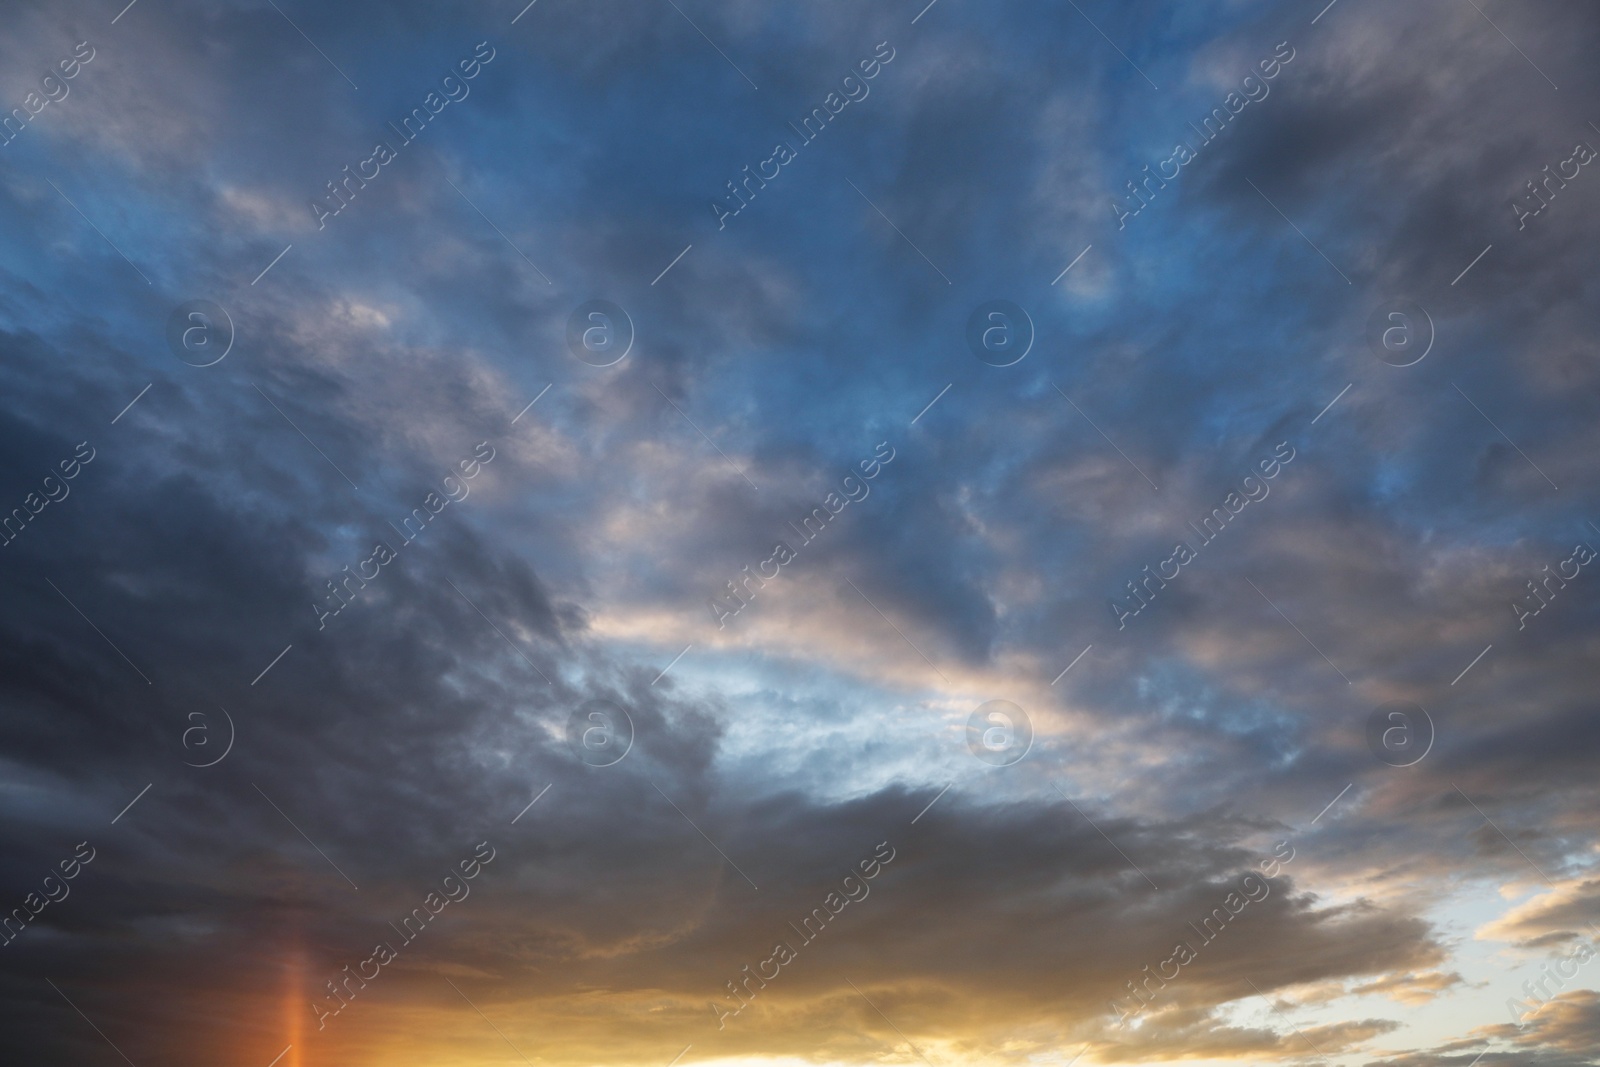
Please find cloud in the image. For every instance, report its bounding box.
[3,0,1600,1064]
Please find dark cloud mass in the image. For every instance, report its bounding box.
[0,0,1598,1065]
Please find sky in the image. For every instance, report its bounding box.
[1,0,1599,1065]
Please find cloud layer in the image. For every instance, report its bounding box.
[1,1,1599,1065]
